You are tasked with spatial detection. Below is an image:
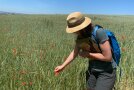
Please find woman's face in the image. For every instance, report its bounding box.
[74,24,93,37]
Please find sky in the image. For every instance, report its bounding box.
[0,0,134,15]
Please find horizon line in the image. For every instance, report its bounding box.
[1,10,134,16]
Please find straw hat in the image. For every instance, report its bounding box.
[66,12,91,33]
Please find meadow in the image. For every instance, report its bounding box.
[0,14,133,90]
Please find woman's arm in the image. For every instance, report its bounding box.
[54,44,80,72]
[79,40,112,62]
[89,40,112,62]
[61,46,79,68]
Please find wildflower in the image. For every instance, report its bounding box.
[22,82,27,86]
[12,48,17,56]
[122,48,126,52]
[121,35,126,41]
[54,71,59,76]
[29,82,33,85]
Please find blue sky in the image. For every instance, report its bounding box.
[0,0,134,15]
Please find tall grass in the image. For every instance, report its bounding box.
[0,14,133,90]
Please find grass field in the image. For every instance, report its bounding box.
[0,14,134,90]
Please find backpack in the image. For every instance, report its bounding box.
[92,25,121,66]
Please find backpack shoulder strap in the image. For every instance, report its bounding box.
[92,25,101,43]
[92,25,99,38]
[91,25,102,51]
[92,25,103,37]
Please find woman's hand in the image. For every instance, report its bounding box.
[54,65,64,76]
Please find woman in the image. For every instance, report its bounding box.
[54,12,116,90]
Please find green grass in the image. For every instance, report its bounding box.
[0,14,134,90]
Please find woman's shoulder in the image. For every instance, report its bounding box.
[96,28,109,44]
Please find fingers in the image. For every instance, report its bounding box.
[54,65,65,76]
[54,66,63,76]
[54,66,63,72]
[54,68,60,76]
[54,67,59,72]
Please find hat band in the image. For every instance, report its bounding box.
[67,17,85,28]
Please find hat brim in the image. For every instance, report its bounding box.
[66,17,91,33]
